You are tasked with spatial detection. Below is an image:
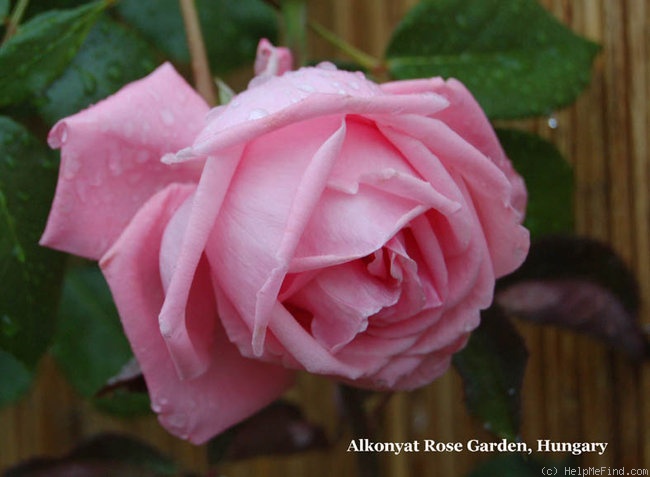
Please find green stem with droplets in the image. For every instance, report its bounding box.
[2,0,29,45]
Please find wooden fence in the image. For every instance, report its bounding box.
[1,1,648,476]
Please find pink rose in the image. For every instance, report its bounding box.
[41,43,529,444]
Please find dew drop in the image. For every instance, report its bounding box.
[298,83,315,93]
[248,108,269,120]
[205,105,226,122]
[108,152,123,176]
[12,244,26,263]
[3,156,16,169]
[80,70,97,95]
[317,61,337,71]
[508,387,516,396]
[347,81,361,90]
[62,154,81,179]
[288,422,313,448]
[160,109,175,126]
[106,63,122,81]
[166,412,188,431]
[1,314,20,338]
[547,115,558,129]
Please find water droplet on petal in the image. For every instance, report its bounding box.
[205,105,226,122]
[160,109,175,126]
[165,412,188,431]
[108,151,123,176]
[63,153,81,179]
[248,108,269,120]
[317,61,337,71]
[298,83,315,93]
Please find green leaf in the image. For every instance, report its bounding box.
[497,128,573,237]
[117,0,278,74]
[93,389,151,418]
[0,1,106,107]
[385,0,600,119]
[37,15,157,124]
[0,0,8,19]
[452,306,528,440]
[0,116,66,367]
[467,454,575,477]
[216,77,236,105]
[0,347,32,407]
[51,265,134,397]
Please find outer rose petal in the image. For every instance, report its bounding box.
[40,63,209,260]
[381,77,527,219]
[100,183,294,444]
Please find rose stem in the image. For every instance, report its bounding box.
[281,0,308,66]
[2,0,29,45]
[260,0,383,74]
[339,385,382,477]
[178,0,217,106]
[307,20,384,74]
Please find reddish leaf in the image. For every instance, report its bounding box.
[208,401,329,463]
[496,236,647,360]
[2,433,185,477]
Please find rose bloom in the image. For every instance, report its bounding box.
[41,41,529,444]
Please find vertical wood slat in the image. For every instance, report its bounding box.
[2,1,649,476]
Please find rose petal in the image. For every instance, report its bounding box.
[205,119,347,356]
[378,116,529,277]
[100,183,294,444]
[381,77,526,216]
[177,67,449,159]
[158,146,244,369]
[41,63,209,259]
[288,260,400,352]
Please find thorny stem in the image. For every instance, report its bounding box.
[2,0,29,45]
[178,0,217,106]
